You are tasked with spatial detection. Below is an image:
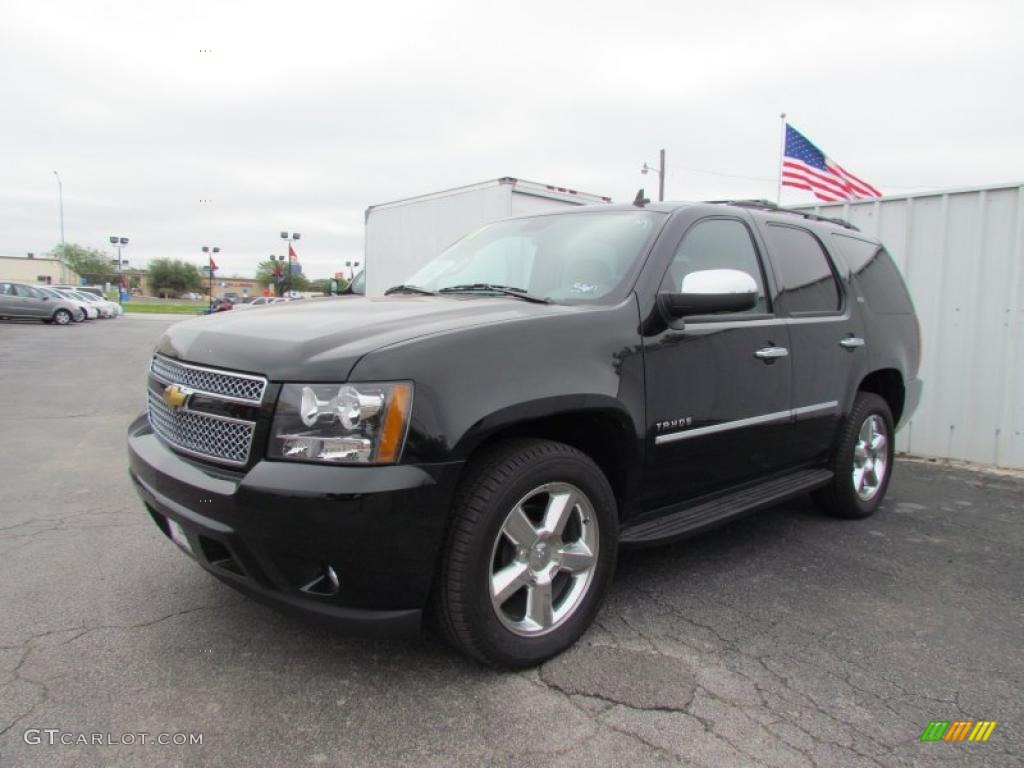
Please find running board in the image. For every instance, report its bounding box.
[620,469,833,546]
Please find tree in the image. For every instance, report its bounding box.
[50,243,117,283]
[147,258,205,298]
[309,278,333,295]
[256,259,310,296]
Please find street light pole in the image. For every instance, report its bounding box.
[109,235,129,304]
[280,231,301,297]
[641,149,666,202]
[53,171,64,247]
[202,246,220,309]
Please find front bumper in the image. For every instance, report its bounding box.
[127,413,463,636]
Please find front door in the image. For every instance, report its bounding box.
[641,216,794,511]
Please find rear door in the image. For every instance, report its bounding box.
[757,222,866,465]
[641,216,794,509]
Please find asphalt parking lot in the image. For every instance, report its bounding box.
[0,315,1021,768]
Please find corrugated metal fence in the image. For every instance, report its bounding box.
[796,183,1024,469]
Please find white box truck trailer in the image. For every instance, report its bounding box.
[363,177,611,296]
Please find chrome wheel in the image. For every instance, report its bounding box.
[489,482,599,637]
[852,414,888,501]
[54,310,71,325]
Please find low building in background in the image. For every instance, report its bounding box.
[0,255,80,285]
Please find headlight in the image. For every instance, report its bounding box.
[269,382,413,464]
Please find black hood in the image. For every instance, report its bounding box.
[155,295,581,381]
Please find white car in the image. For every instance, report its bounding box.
[233,296,277,309]
[55,289,99,319]
[79,292,120,318]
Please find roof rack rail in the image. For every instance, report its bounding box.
[705,199,860,232]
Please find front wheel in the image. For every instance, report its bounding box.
[814,392,895,519]
[52,309,72,326]
[435,439,617,668]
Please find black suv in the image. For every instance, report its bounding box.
[128,200,922,668]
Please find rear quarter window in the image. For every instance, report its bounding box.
[832,234,915,314]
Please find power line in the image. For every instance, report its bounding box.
[661,163,937,190]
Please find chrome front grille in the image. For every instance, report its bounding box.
[147,355,267,465]
[148,392,255,464]
[151,354,266,404]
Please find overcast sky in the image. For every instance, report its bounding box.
[2,0,1021,279]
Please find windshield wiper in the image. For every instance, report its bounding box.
[384,284,437,296]
[437,284,552,304]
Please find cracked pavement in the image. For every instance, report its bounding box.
[1,315,1022,767]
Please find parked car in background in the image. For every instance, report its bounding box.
[233,296,274,310]
[0,280,81,325]
[54,288,99,320]
[73,290,119,318]
[37,286,86,322]
[54,284,103,299]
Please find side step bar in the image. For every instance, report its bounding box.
[620,468,833,546]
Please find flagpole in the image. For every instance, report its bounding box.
[776,112,786,204]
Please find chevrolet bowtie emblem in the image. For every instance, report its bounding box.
[163,384,189,409]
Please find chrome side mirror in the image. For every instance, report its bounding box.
[661,268,758,317]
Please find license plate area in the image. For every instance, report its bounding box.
[167,517,194,557]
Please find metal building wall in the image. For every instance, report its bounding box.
[795,184,1024,468]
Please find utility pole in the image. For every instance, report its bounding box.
[641,150,666,202]
[658,148,665,202]
[280,231,301,297]
[202,246,220,308]
[109,235,129,304]
[53,171,64,246]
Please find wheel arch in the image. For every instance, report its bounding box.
[858,368,905,425]
[452,398,641,518]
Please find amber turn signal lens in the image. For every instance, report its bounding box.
[376,383,413,463]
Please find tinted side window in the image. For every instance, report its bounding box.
[831,234,915,314]
[13,284,40,298]
[661,218,768,314]
[764,225,841,313]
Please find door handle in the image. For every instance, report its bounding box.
[840,337,865,349]
[755,347,789,360]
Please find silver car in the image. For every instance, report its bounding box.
[71,289,118,318]
[54,288,101,320]
[0,281,81,325]
[37,286,88,322]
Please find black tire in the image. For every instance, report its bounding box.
[52,309,72,326]
[435,438,617,668]
[814,392,895,519]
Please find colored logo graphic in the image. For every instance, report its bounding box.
[163,384,189,410]
[920,721,997,742]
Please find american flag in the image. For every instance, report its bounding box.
[782,124,881,202]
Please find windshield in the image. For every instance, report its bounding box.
[402,211,663,303]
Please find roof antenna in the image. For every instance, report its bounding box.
[632,188,650,207]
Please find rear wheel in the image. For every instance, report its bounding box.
[814,392,895,518]
[435,439,617,668]
[52,309,72,326]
